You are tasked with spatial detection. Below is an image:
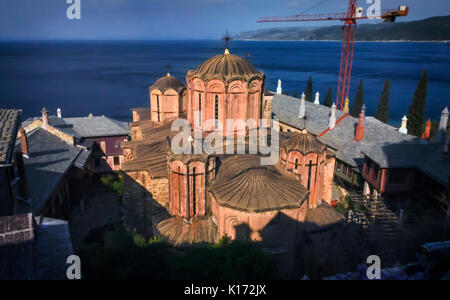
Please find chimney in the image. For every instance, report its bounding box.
[19,128,29,157]
[438,106,449,142]
[329,103,336,129]
[399,116,408,134]
[299,93,306,118]
[41,107,49,130]
[355,104,365,142]
[57,108,62,118]
[276,79,282,94]
[421,119,431,140]
[343,97,350,113]
[314,92,320,105]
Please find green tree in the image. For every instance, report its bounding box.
[305,76,313,102]
[292,90,298,98]
[324,87,333,107]
[407,71,428,136]
[375,79,390,123]
[351,79,364,118]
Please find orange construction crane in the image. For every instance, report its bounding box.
[258,1,409,110]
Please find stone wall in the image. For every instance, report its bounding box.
[123,171,169,238]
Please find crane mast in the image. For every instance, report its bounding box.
[258,1,409,111]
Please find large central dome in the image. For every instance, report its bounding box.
[186,49,264,83]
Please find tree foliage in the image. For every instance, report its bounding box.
[407,71,428,136]
[324,87,333,107]
[375,79,390,123]
[351,79,364,118]
[78,223,279,280]
[305,76,313,102]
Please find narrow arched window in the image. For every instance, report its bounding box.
[215,95,219,128]
[198,94,202,126]
[294,158,299,171]
[156,95,161,122]
[178,166,182,215]
[192,167,197,216]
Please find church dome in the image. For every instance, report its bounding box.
[150,73,185,95]
[186,49,264,83]
[283,130,326,155]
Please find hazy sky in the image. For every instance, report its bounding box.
[1,0,449,40]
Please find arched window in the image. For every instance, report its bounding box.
[307,160,313,190]
[192,167,197,216]
[178,166,182,215]
[215,95,219,128]
[198,94,202,127]
[156,95,161,122]
[294,158,299,171]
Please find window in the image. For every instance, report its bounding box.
[346,166,352,178]
[198,94,202,127]
[215,95,219,128]
[389,169,406,184]
[113,156,120,166]
[342,165,348,176]
[372,163,379,180]
[294,158,299,171]
[336,161,342,172]
[156,95,161,122]
[114,143,118,149]
[365,159,371,174]
[192,167,197,215]
[307,160,313,190]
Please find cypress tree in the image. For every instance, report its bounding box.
[375,79,390,123]
[351,79,364,118]
[407,71,428,136]
[305,76,313,102]
[324,87,333,107]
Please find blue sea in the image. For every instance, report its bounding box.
[1,40,449,126]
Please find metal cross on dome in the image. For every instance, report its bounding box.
[222,30,233,50]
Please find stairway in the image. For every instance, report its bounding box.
[347,194,400,242]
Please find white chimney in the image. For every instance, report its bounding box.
[276,79,282,94]
[314,92,320,105]
[41,107,49,130]
[329,103,336,129]
[299,93,306,119]
[438,106,448,142]
[399,116,408,134]
[57,108,62,118]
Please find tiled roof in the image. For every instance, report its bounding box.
[16,128,90,215]
[0,109,21,166]
[272,94,346,136]
[273,94,450,185]
[209,155,309,212]
[23,115,129,139]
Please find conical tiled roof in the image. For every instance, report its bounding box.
[149,73,185,95]
[283,130,326,155]
[209,155,309,213]
[186,49,264,83]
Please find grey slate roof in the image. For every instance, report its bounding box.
[16,128,90,215]
[35,217,73,280]
[0,109,21,166]
[59,116,129,138]
[273,94,449,185]
[272,94,346,136]
[23,115,130,139]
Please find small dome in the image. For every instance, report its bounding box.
[283,129,326,155]
[150,73,185,95]
[186,49,264,83]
